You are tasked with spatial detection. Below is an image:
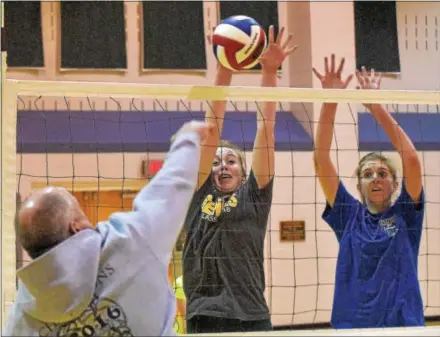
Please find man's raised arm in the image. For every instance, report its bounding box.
[108,121,213,262]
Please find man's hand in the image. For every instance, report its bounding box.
[312,54,353,89]
[175,121,214,144]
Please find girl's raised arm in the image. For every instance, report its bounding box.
[313,54,353,206]
[252,26,296,189]
[356,67,422,202]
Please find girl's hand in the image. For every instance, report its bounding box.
[356,66,382,90]
[312,54,353,89]
[260,26,297,73]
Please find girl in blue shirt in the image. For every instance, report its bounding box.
[313,54,424,328]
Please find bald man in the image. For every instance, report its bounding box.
[4,121,212,337]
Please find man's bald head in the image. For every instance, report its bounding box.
[17,187,92,259]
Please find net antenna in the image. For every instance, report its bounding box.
[2,76,440,332]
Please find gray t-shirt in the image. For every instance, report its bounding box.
[182,170,273,321]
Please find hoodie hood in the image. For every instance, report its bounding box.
[16,229,101,324]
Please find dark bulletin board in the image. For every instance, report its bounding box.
[219,1,279,71]
[4,1,44,67]
[60,1,127,69]
[354,1,400,73]
[142,1,206,70]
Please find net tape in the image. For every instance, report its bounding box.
[6,79,440,104]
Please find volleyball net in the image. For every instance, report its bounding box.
[2,77,440,336]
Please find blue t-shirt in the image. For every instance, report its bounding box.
[322,181,425,329]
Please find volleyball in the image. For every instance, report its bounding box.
[212,15,267,71]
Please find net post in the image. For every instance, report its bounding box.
[1,22,18,327]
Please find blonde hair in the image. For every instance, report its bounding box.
[355,152,398,181]
[218,140,247,179]
[169,133,247,178]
